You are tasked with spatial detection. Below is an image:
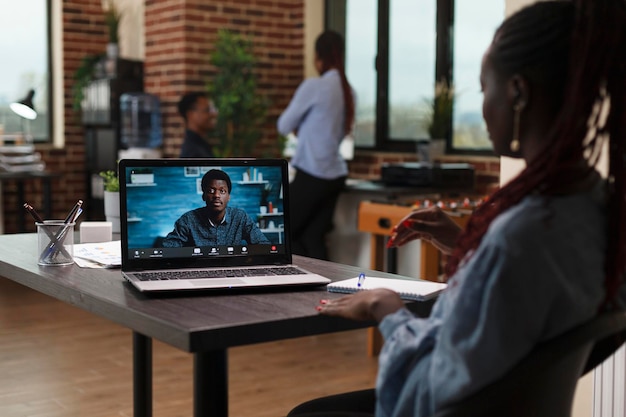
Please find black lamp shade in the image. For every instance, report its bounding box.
[10,89,37,120]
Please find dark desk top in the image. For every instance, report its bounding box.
[344,179,474,201]
[0,233,433,353]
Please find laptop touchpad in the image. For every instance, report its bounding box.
[191,278,246,287]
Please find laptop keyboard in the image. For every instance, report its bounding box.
[135,266,307,281]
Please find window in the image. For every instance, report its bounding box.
[0,0,51,144]
[452,0,504,152]
[327,0,504,155]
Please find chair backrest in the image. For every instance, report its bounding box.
[431,311,626,417]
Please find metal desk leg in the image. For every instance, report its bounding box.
[195,349,228,417]
[133,332,153,417]
[386,245,398,274]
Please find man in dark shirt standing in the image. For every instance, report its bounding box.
[162,169,269,247]
[178,92,218,158]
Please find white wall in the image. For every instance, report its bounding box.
[117,0,144,60]
[304,0,324,78]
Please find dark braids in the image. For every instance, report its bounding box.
[315,30,355,135]
[445,0,626,308]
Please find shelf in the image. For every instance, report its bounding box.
[257,212,283,217]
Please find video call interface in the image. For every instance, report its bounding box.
[123,165,286,260]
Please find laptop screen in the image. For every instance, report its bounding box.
[119,158,293,271]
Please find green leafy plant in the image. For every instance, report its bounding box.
[104,1,122,44]
[423,79,455,140]
[99,170,119,192]
[208,29,269,157]
[72,53,105,112]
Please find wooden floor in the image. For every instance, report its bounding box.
[0,277,378,417]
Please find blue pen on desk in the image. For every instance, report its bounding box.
[357,273,365,288]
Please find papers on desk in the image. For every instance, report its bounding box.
[327,276,447,301]
[73,240,121,268]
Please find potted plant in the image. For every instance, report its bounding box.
[72,53,105,113]
[208,30,269,157]
[100,170,120,233]
[421,79,454,161]
[104,1,122,58]
[423,78,454,139]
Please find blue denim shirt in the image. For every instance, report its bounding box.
[162,206,270,247]
[375,181,608,417]
[277,69,351,179]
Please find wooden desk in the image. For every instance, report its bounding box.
[0,233,434,417]
[358,200,471,355]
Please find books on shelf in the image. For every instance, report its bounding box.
[0,142,46,172]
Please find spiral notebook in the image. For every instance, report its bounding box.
[327,276,447,301]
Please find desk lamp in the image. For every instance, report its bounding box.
[9,89,37,144]
[10,89,37,121]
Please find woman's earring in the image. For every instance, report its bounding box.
[511,103,523,152]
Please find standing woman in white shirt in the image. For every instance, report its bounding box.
[277,30,355,260]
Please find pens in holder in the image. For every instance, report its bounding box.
[357,273,365,288]
[39,200,83,264]
[24,202,72,260]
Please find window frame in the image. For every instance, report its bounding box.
[45,0,53,144]
[326,0,495,156]
[1,0,53,144]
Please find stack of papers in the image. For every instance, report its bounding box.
[72,240,121,268]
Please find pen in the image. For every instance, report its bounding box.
[357,273,365,288]
[64,199,83,224]
[25,202,73,260]
[23,202,44,223]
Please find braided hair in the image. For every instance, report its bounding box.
[444,0,626,308]
[315,30,355,135]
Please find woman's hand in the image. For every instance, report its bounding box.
[387,206,462,255]
[317,289,405,323]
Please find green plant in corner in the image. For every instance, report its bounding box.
[208,29,269,157]
[99,170,119,192]
[104,1,122,44]
[422,78,455,140]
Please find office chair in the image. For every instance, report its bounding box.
[287,311,626,417]
[430,311,626,417]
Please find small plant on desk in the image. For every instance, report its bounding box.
[99,170,119,192]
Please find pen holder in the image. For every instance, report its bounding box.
[36,220,75,266]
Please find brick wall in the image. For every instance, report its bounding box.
[144,0,305,158]
[2,0,305,233]
[1,0,499,233]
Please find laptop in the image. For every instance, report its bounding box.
[118,158,331,292]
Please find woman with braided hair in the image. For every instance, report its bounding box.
[292,1,626,416]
